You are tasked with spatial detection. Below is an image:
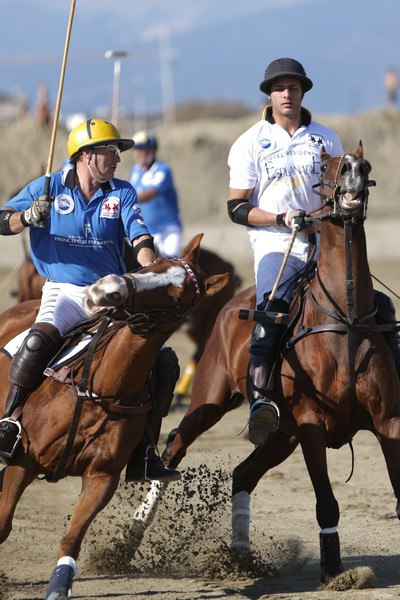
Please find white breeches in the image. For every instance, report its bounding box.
[35,280,89,336]
[251,230,318,306]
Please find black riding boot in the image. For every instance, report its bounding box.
[247,298,289,446]
[125,347,181,482]
[0,323,62,465]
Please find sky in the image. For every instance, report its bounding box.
[1,0,400,122]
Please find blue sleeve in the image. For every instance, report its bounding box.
[119,182,151,241]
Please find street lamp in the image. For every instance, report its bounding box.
[105,49,129,126]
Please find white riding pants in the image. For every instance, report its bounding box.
[251,230,318,307]
[35,280,89,336]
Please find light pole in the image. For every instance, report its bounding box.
[105,49,129,126]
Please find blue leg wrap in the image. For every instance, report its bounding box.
[45,564,74,600]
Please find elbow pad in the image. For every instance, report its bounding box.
[227,200,253,226]
[132,236,155,260]
[0,210,16,235]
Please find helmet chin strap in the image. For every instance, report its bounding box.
[87,152,109,183]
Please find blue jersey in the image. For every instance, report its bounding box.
[129,160,181,235]
[5,169,150,285]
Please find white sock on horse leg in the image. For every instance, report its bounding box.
[57,555,78,576]
[231,490,251,551]
[320,526,338,535]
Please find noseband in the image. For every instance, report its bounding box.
[312,153,376,223]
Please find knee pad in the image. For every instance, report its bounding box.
[249,297,289,357]
[9,325,62,389]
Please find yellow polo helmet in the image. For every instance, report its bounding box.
[67,118,134,158]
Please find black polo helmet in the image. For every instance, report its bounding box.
[259,58,313,95]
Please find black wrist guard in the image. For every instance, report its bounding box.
[0,210,16,235]
[227,199,253,226]
[276,213,286,226]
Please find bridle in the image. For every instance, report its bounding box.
[107,257,203,337]
[285,152,397,451]
[311,153,376,224]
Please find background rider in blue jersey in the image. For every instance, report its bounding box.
[130,130,183,258]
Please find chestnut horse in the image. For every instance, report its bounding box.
[14,242,242,403]
[0,234,229,599]
[144,143,400,583]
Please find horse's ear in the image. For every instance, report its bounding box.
[204,272,231,297]
[320,146,330,163]
[354,140,363,158]
[182,233,204,265]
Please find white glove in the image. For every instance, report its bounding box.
[284,209,306,230]
[23,195,53,227]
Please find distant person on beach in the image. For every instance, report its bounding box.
[130,130,183,258]
[35,82,52,127]
[385,67,399,108]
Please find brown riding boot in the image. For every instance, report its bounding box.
[0,323,62,464]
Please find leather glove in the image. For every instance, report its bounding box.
[23,195,53,227]
[284,209,306,230]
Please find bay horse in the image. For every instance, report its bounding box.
[0,234,229,599]
[140,143,400,584]
[14,242,242,403]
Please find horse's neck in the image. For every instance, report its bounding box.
[314,221,374,316]
[93,326,167,395]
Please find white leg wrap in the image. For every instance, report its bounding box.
[231,490,251,552]
[133,480,168,525]
[57,555,78,576]
[320,526,338,535]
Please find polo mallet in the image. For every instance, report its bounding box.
[239,224,299,324]
[42,0,76,198]
[265,224,299,310]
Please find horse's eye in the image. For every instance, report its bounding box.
[320,164,328,173]
[363,161,371,174]
[340,163,349,176]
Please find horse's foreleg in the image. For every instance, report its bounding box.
[231,431,298,553]
[45,471,120,600]
[0,463,36,543]
[299,423,343,582]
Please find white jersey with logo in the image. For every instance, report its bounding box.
[228,111,343,305]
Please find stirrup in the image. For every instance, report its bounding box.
[248,400,280,446]
[0,418,22,464]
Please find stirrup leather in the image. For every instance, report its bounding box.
[0,418,22,459]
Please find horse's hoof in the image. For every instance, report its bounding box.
[230,540,251,555]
